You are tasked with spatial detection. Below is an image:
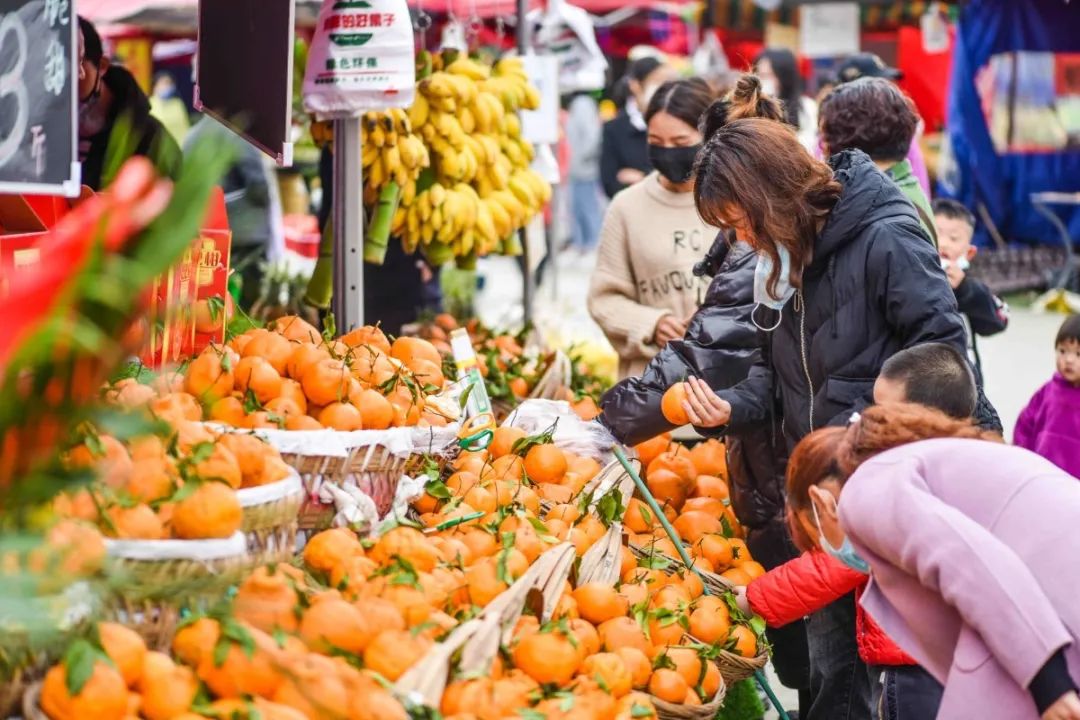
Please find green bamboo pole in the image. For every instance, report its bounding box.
[612,446,790,720]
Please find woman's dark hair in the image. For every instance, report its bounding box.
[753,48,801,127]
[644,78,715,130]
[78,16,104,64]
[785,403,999,551]
[1056,314,1080,347]
[819,77,918,164]
[628,56,663,85]
[699,74,786,146]
[693,118,841,296]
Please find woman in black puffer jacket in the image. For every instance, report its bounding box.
[597,77,811,710]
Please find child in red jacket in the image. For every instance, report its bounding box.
[738,342,983,720]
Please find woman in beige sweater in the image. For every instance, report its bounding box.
[588,78,718,379]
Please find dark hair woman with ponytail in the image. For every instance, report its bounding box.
[597,72,812,715]
[678,71,1003,720]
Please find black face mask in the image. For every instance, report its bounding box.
[648,143,702,184]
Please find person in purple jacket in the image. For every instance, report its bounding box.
[1015,315,1080,478]
[786,403,1080,720]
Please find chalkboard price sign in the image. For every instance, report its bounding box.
[0,0,79,196]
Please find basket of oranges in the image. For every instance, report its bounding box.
[172,316,462,533]
[624,435,771,685]
[236,471,303,564]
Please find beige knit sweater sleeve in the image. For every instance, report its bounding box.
[587,199,668,363]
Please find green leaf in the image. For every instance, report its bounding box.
[63,640,100,696]
[596,491,624,528]
[518,710,547,720]
[189,441,215,464]
[425,480,451,501]
[630,702,654,718]
[639,505,653,527]
[458,382,475,411]
[212,636,230,667]
[748,614,767,637]
[510,419,559,457]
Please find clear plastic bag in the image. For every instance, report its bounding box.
[504,398,617,461]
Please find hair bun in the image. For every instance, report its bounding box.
[725,73,786,124]
[699,99,732,143]
[731,74,763,106]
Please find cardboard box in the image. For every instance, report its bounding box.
[190,187,233,355]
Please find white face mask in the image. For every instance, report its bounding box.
[760,77,779,97]
[940,256,970,271]
[751,245,796,332]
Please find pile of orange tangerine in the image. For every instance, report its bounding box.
[111,316,455,433]
[55,421,291,541]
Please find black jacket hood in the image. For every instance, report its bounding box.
[810,150,922,275]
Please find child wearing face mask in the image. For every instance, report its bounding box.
[588,78,717,379]
[734,342,983,720]
[933,199,1009,385]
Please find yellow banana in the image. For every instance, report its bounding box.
[401,178,416,207]
[429,182,447,208]
[448,57,490,81]
[408,94,430,128]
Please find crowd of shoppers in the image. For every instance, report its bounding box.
[589,43,1079,720]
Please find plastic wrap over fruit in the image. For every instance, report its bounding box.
[504,399,617,462]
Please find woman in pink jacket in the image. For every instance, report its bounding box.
[785,403,1080,720]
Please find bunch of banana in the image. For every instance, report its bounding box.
[386,50,553,264]
[360,107,429,206]
[393,181,502,262]
[481,57,541,112]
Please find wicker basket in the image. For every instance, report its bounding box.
[585,534,739,712]
[237,474,304,564]
[653,687,727,720]
[395,543,577,709]
[20,682,44,720]
[1,671,27,719]
[103,533,248,650]
[626,543,769,683]
[253,426,459,536]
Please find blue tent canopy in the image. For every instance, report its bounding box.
[940,0,1080,247]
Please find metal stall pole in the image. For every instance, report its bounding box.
[516,0,535,325]
[331,118,365,330]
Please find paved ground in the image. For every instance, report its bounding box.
[475,248,1065,717]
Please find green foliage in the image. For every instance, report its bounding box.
[713,678,766,720]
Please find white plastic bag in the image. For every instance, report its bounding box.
[504,398,617,461]
[303,0,415,118]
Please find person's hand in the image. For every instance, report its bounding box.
[654,315,688,348]
[1043,691,1080,720]
[733,585,752,615]
[617,168,646,185]
[683,376,732,428]
[944,259,965,289]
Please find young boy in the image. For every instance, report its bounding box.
[874,341,977,419]
[933,198,1010,384]
[742,342,982,720]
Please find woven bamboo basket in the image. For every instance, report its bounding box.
[395,543,577,709]
[581,531,729,714]
[626,542,769,683]
[237,474,304,564]
[1,671,28,719]
[20,682,44,720]
[252,426,459,537]
[652,688,727,720]
[103,533,248,650]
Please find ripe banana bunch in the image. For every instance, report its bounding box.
[393,181,499,261]
[360,107,429,205]
[480,57,541,113]
[387,50,552,263]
